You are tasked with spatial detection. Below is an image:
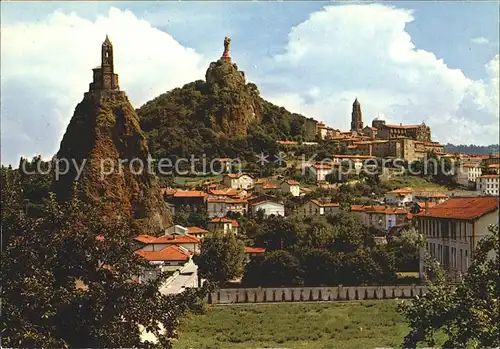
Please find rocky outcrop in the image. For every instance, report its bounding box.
[53,89,172,235]
[205,59,263,136]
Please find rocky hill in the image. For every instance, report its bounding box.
[137,38,317,161]
[53,37,172,235]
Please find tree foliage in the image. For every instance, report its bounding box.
[1,168,209,348]
[398,224,500,348]
[193,231,246,284]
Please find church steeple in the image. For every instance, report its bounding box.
[350,97,363,132]
[89,35,120,92]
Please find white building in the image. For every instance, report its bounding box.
[297,200,340,218]
[250,200,285,217]
[307,163,337,182]
[222,173,254,190]
[165,225,189,236]
[416,196,499,281]
[454,163,482,188]
[476,174,500,196]
[384,187,414,206]
[280,179,300,197]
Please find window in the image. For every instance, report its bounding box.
[460,249,463,270]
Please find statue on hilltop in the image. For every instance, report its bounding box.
[222,37,232,63]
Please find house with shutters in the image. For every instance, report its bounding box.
[415,196,499,281]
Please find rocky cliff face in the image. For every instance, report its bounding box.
[54,90,172,235]
[205,59,263,136]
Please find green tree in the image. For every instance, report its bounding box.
[243,250,303,287]
[1,170,209,348]
[193,231,245,284]
[398,224,499,348]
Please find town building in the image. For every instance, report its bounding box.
[416,197,499,280]
[244,247,265,262]
[207,197,248,218]
[223,173,254,190]
[486,164,500,174]
[88,35,120,92]
[385,188,414,206]
[164,190,208,211]
[135,234,200,254]
[207,218,240,235]
[362,125,378,138]
[306,162,337,182]
[254,180,280,195]
[454,163,482,188]
[298,200,340,218]
[374,120,431,142]
[280,179,300,197]
[135,245,192,282]
[351,205,411,231]
[482,154,500,167]
[476,174,500,196]
[249,198,285,217]
[350,98,364,133]
[187,226,209,239]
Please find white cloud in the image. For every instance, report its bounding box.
[1,7,207,166]
[471,36,489,45]
[261,4,499,146]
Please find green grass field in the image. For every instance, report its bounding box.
[174,301,422,349]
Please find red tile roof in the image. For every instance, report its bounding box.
[161,188,178,196]
[136,245,191,262]
[416,197,499,220]
[209,218,239,227]
[187,226,208,234]
[263,183,280,189]
[310,200,340,207]
[173,190,208,198]
[149,234,200,244]
[244,247,265,254]
[207,198,248,204]
[209,189,241,196]
[478,174,500,179]
[210,217,232,223]
[283,179,299,185]
[225,173,253,179]
[134,234,157,243]
[351,205,410,215]
[415,201,438,208]
[488,164,500,168]
[462,163,481,168]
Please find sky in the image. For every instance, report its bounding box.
[1,1,499,166]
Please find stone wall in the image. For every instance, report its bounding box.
[208,285,428,304]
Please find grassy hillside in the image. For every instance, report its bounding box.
[174,301,445,349]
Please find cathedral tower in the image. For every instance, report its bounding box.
[350,98,363,132]
[89,35,120,91]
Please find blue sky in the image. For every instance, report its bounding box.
[1,1,499,165]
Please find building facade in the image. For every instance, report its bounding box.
[476,174,500,196]
[416,197,499,280]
